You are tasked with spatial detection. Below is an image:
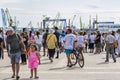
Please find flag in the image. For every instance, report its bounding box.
[1,8,7,27]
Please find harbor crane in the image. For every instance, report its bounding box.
[5,8,13,27]
[70,15,76,27]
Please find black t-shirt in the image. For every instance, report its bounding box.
[0,38,3,50]
[43,32,49,43]
[95,34,101,43]
[22,33,28,47]
[54,31,60,43]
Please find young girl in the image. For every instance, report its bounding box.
[28,44,40,79]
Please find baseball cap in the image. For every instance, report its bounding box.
[6,27,14,32]
[6,27,14,34]
[66,28,72,33]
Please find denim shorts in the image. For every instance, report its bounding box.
[65,49,73,55]
[10,52,21,64]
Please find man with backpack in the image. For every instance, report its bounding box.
[6,27,26,80]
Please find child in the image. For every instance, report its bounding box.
[28,44,40,79]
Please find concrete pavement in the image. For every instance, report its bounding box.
[0,51,120,80]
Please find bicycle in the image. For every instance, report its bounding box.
[71,47,84,68]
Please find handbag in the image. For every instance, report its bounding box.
[114,41,118,48]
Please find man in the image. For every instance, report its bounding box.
[46,29,58,62]
[6,27,26,80]
[89,33,95,53]
[64,28,77,67]
[105,31,116,63]
[0,29,4,59]
[94,31,101,54]
[42,29,49,56]
[54,27,60,58]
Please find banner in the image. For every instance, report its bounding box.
[1,8,7,27]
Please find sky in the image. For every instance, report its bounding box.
[1,0,120,28]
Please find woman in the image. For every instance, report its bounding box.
[28,31,35,44]
[77,32,85,52]
[34,31,42,52]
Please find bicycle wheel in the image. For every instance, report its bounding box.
[78,52,84,68]
[71,50,77,66]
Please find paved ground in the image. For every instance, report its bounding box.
[0,50,120,80]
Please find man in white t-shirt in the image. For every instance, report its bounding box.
[105,31,116,63]
[89,33,95,53]
[64,28,77,67]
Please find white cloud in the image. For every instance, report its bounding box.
[0,0,21,6]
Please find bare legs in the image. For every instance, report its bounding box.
[30,68,39,78]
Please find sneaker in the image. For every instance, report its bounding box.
[51,59,53,62]
[16,76,20,80]
[55,56,59,59]
[114,60,116,63]
[105,60,109,62]
[50,58,53,62]
[30,76,33,78]
[34,76,39,79]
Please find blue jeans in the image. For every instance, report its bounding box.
[36,43,41,52]
[106,44,116,62]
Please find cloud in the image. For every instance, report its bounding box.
[87,5,99,9]
[0,0,21,5]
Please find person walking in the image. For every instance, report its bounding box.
[64,28,77,67]
[20,31,28,65]
[77,32,85,52]
[34,31,42,52]
[94,31,101,54]
[116,29,120,57]
[54,27,60,59]
[0,34,4,59]
[42,29,49,56]
[6,27,26,80]
[105,31,116,63]
[46,30,58,62]
[28,44,40,79]
[89,33,95,53]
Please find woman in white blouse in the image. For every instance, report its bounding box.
[34,31,42,52]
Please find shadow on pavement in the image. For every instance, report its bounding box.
[66,66,82,70]
[2,77,15,80]
[2,78,38,80]
[41,58,49,61]
[0,65,11,68]
[49,66,66,70]
[20,78,37,80]
[41,62,51,65]
[97,62,109,65]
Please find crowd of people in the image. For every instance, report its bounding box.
[0,26,120,80]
